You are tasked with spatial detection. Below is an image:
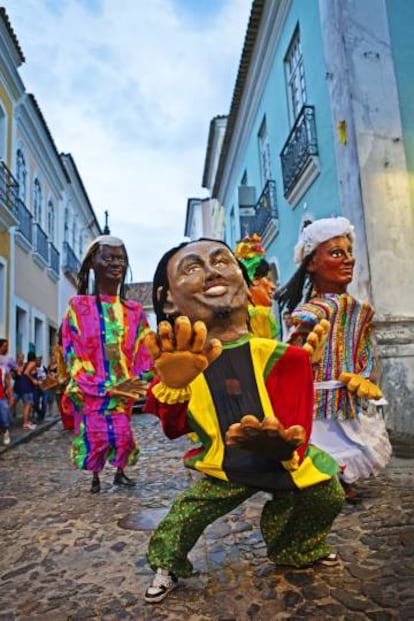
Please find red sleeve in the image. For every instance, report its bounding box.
[265,345,314,461]
[143,378,191,439]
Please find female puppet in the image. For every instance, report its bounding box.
[278,217,391,498]
[235,233,280,340]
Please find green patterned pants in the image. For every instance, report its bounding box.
[147,476,344,577]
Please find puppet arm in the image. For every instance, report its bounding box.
[339,372,382,400]
[144,316,222,388]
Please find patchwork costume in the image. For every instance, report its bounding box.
[61,294,152,473]
[292,293,391,483]
[144,335,344,575]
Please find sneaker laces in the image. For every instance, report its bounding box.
[150,570,174,591]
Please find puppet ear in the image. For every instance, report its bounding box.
[156,286,179,317]
[306,254,317,274]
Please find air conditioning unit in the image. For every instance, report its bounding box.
[238,186,256,217]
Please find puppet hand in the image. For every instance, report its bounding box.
[302,318,330,363]
[339,372,383,400]
[108,377,149,401]
[225,415,305,461]
[144,316,222,388]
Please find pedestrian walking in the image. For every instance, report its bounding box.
[33,356,48,422]
[19,351,37,431]
[0,364,13,445]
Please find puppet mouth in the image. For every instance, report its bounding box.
[109,268,123,278]
[204,284,227,297]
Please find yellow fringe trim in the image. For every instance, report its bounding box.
[152,382,191,404]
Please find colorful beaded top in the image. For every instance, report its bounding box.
[291,293,376,420]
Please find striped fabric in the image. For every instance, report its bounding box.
[292,293,375,420]
[61,294,152,471]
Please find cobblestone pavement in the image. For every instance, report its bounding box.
[0,414,413,621]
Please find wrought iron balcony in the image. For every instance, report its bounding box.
[280,105,318,197]
[33,222,49,263]
[49,241,60,276]
[63,241,80,275]
[239,180,278,240]
[0,160,19,225]
[15,198,33,243]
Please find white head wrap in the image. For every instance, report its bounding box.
[294,217,355,265]
[84,235,124,257]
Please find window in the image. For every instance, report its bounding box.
[79,230,84,257]
[0,105,6,161]
[33,178,42,223]
[64,207,69,242]
[285,27,307,124]
[72,216,77,250]
[258,117,272,185]
[16,149,27,203]
[47,200,55,241]
[0,259,6,338]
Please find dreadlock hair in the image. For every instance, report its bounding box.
[76,240,129,300]
[252,258,270,280]
[275,252,315,314]
[152,238,251,325]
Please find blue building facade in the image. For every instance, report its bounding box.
[209,0,414,435]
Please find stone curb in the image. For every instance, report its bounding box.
[0,415,60,456]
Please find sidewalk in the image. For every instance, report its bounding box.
[0,402,60,454]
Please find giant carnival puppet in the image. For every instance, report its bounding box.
[61,235,152,494]
[235,233,280,340]
[142,238,344,604]
[278,217,391,499]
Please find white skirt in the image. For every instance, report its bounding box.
[310,411,392,484]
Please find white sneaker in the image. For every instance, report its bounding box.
[3,430,10,445]
[144,568,178,603]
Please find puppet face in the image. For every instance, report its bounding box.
[307,235,354,294]
[164,240,249,326]
[92,244,127,292]
[249,274,276,307]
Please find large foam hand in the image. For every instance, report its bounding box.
[225,415,306,461]
[108,377,149,401]
[144,316,222,388]
[302,318,330,364]
[339,372,383,400]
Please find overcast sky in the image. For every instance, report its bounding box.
[4,0,251,281]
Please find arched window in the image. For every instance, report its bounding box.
[16,149,27,203]
[33,178,42,222]
[47,199,55,241]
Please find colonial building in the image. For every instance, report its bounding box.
[202,0,414,434]
[0,8,101,361]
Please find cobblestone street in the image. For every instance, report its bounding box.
[1,414,413,621]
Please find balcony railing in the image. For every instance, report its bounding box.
[280,105,318,197]
[33,222,49,263]
[253,180,278,237]
[239,180,278,239]
[16,198,33,243]
[49,241,60,275]
[0,160,19,220]
[63,241,80,275]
